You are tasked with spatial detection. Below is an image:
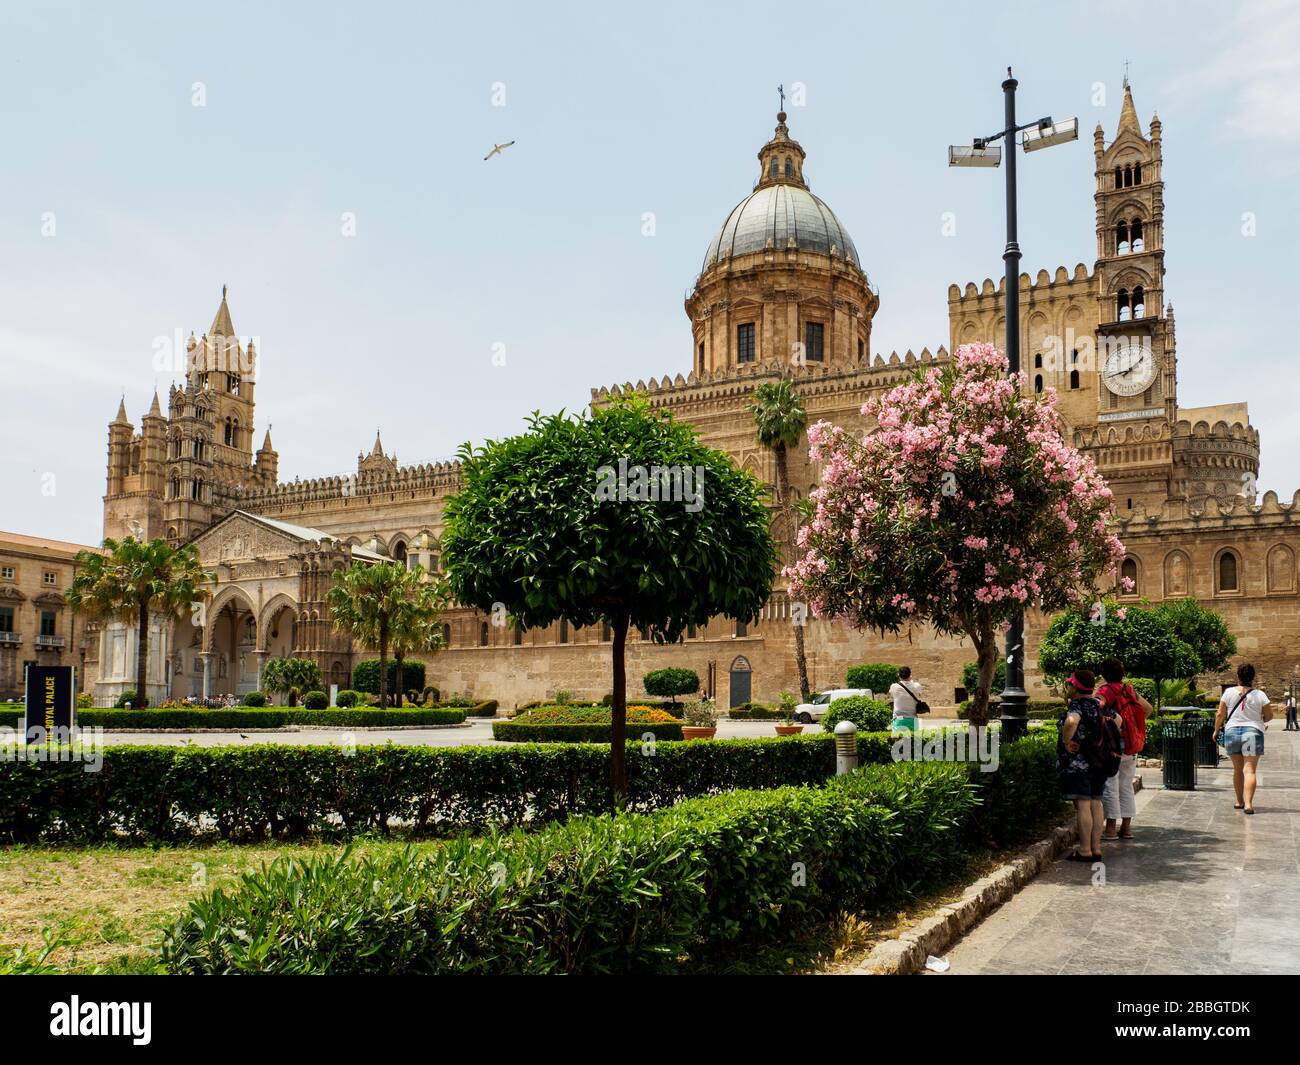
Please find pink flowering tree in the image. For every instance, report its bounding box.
[786,343,1126,726]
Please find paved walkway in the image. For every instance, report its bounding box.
[938,726,1300,975]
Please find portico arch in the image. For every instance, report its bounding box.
[257,593,299,652]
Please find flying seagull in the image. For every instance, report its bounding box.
[483,140,516,161]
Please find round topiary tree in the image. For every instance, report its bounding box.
[442,396,777,807]
[642,667,700,707]
[821,695,892,734]
[302,690,329,710]
[243,691,267,707]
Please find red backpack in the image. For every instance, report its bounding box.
[1099,681,1146,755]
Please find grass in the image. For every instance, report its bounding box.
[0,838,425,974]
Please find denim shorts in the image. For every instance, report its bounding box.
[1223,726,1264,757]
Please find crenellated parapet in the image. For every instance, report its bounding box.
[235,458,465,511]
[947,263,1094,306]
[1117,488,1300,532]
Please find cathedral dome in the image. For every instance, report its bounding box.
[703,182,860,271]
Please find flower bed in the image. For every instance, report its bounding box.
[494,704,684,742]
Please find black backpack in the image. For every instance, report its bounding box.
[1084,707,1124,777]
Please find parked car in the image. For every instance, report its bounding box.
[793,688,873,724]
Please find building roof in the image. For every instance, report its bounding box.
[0,531,102,557]
[704,178,860,270]
[232,511,387,561]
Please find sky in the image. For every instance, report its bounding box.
[2,0,1298,546]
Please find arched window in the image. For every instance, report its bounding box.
[1130,218,1144,252]
[393,541,408,565]
[1124,165,1133,187]
[1034,374,1043,394]
[784,157,793,178]
[170,474,179,499]
[1217,550,1240,593]
[1121,557,1139,595]
[1113,166,1122,189]
[1117,289,1131,321]
[1132,286,1145,318]
[769,157,778,179]
[230,375,240,397]
[1133,162,1142,184]
[1070,369,1081,390]
[232,418,240,449]
[1117,219,1130,254]
[479,621,489,647]
[223,417,233,446]
[442,623,451,647]
[1033,353,1043,369]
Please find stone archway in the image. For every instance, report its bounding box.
[202,585,258,699]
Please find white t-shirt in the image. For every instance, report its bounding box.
[889,680,922,718]
[1221,686,1270,734]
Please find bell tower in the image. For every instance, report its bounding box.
[1093,80,1175,424]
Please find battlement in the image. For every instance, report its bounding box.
[948,264,1093,304]
[591,345,950,404]
[1119,489,1300,527]
[236,459,463,508]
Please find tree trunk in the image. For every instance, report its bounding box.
[394,654,405,707]
[135,596,150,707]
[378,625,389,710]
[966,617,998,727]
[610,613,629,811]
[774,443,811,700]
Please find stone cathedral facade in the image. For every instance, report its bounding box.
[87,84,1299,708]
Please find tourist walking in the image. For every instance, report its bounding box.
[1214,663,1273,814]
[1285,688,1297,731]
[888,667,926,732]
[1096,657,1151,842]
[1058,670,1121,861]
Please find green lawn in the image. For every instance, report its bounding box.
[0,839,427,973]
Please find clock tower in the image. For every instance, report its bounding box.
[1092,80,1175,425]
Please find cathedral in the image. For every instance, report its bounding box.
[85,83,1300,709]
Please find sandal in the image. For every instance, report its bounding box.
[1234,803,1245,810]
[1066,850,1097,862]
[1100,834,1120,841]
[1118,833,1135,840]
[1244,808,1255,815]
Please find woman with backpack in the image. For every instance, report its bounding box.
[1058,670,1122,861]
[1213,663,1273,814]
[1096,657,1152,842]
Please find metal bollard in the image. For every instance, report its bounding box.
[834,719,858,775]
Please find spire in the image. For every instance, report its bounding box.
[1117,82,1141,136]
[113,395,129,424]
[147,390,162,417]
[371,429,384,457]
[209,284,236,337]
[260,426,274,452]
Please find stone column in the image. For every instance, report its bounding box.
[199,651,214,699]
[253,649,269,692]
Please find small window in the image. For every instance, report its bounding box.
[559,618,569,644]
[737,322,756,363]
[1034,374,1043,394]
[769,157,778,179]
[1117,289,1131,322]
[1070,369,1081,390]
[1218,552,1240,593]
[479,621,490,647]
[0,566,13,581]
[0,606,13,632]
[735,619,748,638]
[698,342,705,372]
[1117,220,1129,255]
[393,541,408,565]
[1133,162,1142,184]
[513,623,523,646]
[1132,286,1145,318]
[40,610,57,637]
[43,571,57,586]
[1033,353,1042,369]
[858,339,865,360]
[687,624,697,640]
[601,620,611,642]
[804,322,825,362]
[1131,218,1144,252]
[1121,558,1139,595]
[784,157,793,178]
[442,623,452,647]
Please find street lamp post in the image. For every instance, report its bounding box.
[950,68,1077,742]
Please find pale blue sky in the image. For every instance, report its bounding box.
[3,0,1298,545]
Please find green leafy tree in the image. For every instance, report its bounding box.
[962,660,1006,695]
[642,667,700,706]
[442,397,776,806]
[749,378,812,699]
[326,561,426,709]
[68,537,209,708]
[257,657,321,707]
[1038,601,1199,702]
[1153,597,1237,676]
[260,657,322,706]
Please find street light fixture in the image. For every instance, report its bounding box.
[948,67,1078,743]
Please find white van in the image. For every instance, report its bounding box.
[793,688,873,724]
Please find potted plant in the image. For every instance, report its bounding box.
[774,691,804,736]
[680,698,718,740]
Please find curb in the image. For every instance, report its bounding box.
[852,820,1077,975]
[78,723,475,734]
[854,774,1146,975]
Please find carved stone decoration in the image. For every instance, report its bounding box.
[1164,550,1190,597]
[1268,544,1296,593]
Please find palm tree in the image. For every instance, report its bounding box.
[68,537,209,708]
[390,578,447,705]
[749,377,811,700]
[327,560,440,709]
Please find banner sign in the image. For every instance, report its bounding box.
[25,664,75,741]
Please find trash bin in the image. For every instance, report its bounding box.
[1161,718,1199,790]
[1183,710,1220,768]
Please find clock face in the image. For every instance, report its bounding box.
[1102,343,1157,397]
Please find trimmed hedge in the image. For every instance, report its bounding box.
[464,699,499,718]
[821,695,892,733]
[845,663,899,692]
[495,705,684,742]
[158,732,1061,973]
[0,735,838,843]
[76,707,467,730]
[958,699,1064,720]
[242,691,267,707]
[726,705,784,719]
